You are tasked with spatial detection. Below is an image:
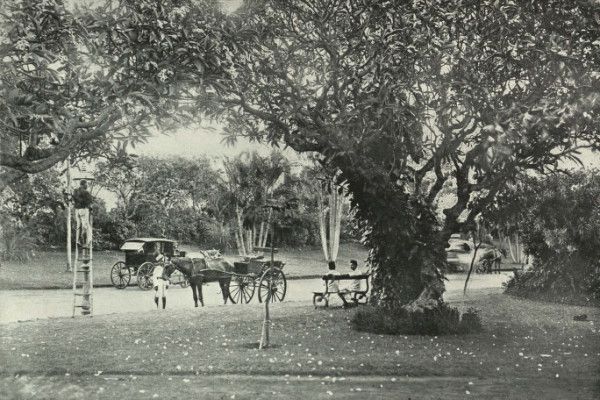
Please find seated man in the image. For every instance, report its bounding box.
[325,261,351,308]
[348,259,363,292]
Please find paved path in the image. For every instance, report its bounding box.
[0,273,512,324]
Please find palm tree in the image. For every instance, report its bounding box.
[222,151,289,255]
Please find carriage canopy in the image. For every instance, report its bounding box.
[119,238,178,253]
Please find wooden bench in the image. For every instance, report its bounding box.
[313,273,370,308]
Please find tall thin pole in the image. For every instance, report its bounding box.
[259,212,275,350]
[66,160,72,272]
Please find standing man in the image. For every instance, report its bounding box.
[72,180,93,246]
[152,254,169,309]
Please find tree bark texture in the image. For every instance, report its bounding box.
[342,172,448,309]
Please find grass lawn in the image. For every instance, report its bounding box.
[1,293,598,399]
[0,242,368,290]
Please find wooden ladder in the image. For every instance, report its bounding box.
[72,214,93,317]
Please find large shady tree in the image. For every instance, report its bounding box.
[208,0,600,308]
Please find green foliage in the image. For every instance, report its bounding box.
[102,208,138,249]
[497,171,600,304]
[95,153,323,249]
[0,0,234,186]
[0,218,36,262]
[351,304,482,336]
[0,167,66,248]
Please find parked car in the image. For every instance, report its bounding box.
[446,234,471,272]
[445,234,497,272]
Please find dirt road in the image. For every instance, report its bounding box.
[0,273,512,324]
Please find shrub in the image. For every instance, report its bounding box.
[91,228,115,251]
[504,257,600,306]
[351,303,482,335]
[490,171,600,305]
[0,221,37,262]
[197,220,234,252]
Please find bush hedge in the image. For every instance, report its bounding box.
[498,171,600,306]
[351,303,482,336]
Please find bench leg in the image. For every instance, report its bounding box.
[313,293,329,308]
[313,294,321,308]
[353,292,367,305]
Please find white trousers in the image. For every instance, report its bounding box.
[154,279,168,298]
[75,208,91,244]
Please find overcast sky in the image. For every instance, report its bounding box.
[136,122,599,169]
[134,123,304,165]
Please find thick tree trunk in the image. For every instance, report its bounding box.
[235,206,246,255]
[330,189,343,261]
[317,190,329,261]
[259,208,272,248]
[246,228,253,254]
[507,234,524,264]
[234,231,244,256]
[258,222,265,248]
[316,180,345,262]
[328,189,337,260]
[349,182,447,310]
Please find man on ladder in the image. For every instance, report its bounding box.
[72,180,93,246]
[71,178,94,316]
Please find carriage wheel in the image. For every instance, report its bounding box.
[137,262,155,290]
[258,268,287,303]
[228,275,256,304]
[110,261,130,289]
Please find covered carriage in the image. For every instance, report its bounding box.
[110,238,187,290]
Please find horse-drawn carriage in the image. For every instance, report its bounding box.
[110,238,188,290]
[230,255,286,303]
[168,250,287,306]
[110,238,287,305]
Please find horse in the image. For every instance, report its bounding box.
[478,248,507,274]
[166,252,233,307]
